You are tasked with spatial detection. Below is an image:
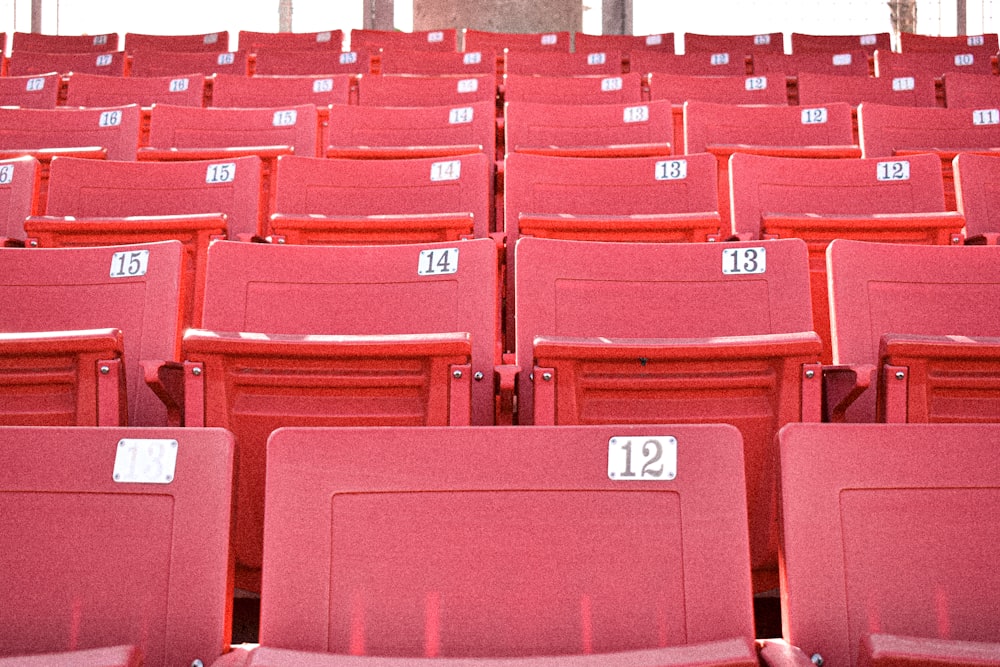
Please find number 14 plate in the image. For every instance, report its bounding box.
[608,436,677,481]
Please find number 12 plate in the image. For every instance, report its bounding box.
[608,436,677,481]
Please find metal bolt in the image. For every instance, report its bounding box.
[453,370,463,379]
[811,654,824,667]
[191,660,205,667]
[805,370,815,379]
[29,240,38,247]
[99,365,110,375]
[542,372,553,382]
[473,372,484,381]
[191,367,202,376]
[276,237,286,244]
[895,371,905,380]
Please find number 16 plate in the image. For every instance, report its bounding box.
[608,436,677,481]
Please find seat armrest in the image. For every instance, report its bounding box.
[758,639,818,667]
[859,633,1000,667]
[142,360,187,427]
[822,364,875,422]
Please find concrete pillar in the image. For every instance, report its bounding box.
[602,0,632,36]
[957,0,967,35]
[413,0,582,36]
[279,0,293,32]
[31,0,42,33]
[364,0,395,30]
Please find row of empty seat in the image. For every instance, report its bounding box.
[5,27,1000,55]
[3,421,998,667]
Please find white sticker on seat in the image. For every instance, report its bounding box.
[109,249,149,278]
[968,35,985,47]
[273,109,297,126]
[754,34,771,45]
[710,52,730,65]
[0,164,14,185]
[430,160,461,181]
[96,54,113,67]
[457,78,479,93]
[876,160,910,181]
[541,33,558,45]
[608,437,677,481]
[832,53,852,66]
[113,439,178,484]
[204,33,219,44]
[25,77,45,91]
[169,78,189,92]
[722,247,766,274]
[418,247,459,275]
[623,105,649,123]
[955,53,975,66]
[655,159,687,180]
[464,51,482,65]
[340,52,358,65]
[893,76,915,91]
[427,31,444,43]
[860,34,877,46]
[587,52,607,65]
[317,31,332,43]
[313,78,334,93]
[601,76,623,91]
[93,34,108,46]
[217,52,235,65]
[973,108,1000,125]
[745,76,768,91]
[99,110,122,127]
[801,107,828,124]
[449,107,474,124]
[206,162,236,184]
[645,35,663,46]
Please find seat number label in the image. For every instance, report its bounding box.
[608,437,677,481]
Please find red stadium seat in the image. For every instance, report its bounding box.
[6,50,127,77]
[647,73,788,149]
[684,100,859,221]
[0,425,233,666]
[376,49,497,75]
[899,31,999,53]
[125,30,230,53]
[504,50,625,76]
[350,27,458,52]
[129,50,249,77]
[504,99,674,157]
[629,51,751,77]
[503,72,642,105]
[514,236,822,590]
[251,48,372,76]
[238,28,344,52]
[65,73,207,144]
[730,152,964,363]
[12,30,118,52]
[943,72,1000,108]
[790,31,891,55]
[0,104,141,209]
[858,102,1000,208]
[140,103,318,225]
[0,241,184,426]
[954,152,1000,243]
[575,31,675,54]
[796,71,937,107]
[144,238,504,591]
[463,28,571,54]
[326,100,495,160]
[211,73,351,108]
[826,240,1000,423]
[683,31,784,54]
[26,155,264,327]
[0,156,41,246]
[772,422,1000,667]
[0,73,60,109]
[356,73,497,106]
[246,423,756,665]
[270,153,493,241]
[875,49,994,79]
[751,51,871,77]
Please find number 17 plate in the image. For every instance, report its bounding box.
[608,436,677,481]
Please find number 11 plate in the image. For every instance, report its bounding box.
[608,436,677,481]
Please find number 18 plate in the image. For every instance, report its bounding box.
[608,436,677,481]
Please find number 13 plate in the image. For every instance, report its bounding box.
[608,436,677,481]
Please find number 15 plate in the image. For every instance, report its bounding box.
[608,436,677,481]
